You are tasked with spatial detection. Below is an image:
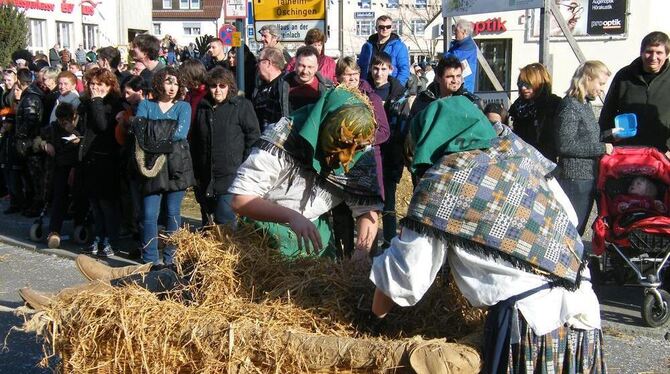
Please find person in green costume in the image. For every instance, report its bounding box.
[369,96,606,373]
[229,86,383,259]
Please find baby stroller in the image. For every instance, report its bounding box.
[591,147,670,327]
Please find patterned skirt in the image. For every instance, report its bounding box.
[507,316,607,374]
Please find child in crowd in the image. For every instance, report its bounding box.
[616,176,666,214]
[43,103,82,248]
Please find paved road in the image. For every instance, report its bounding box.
[0,199,669,372]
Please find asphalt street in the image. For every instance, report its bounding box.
[0,201,668,372]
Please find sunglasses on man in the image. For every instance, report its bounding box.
[377,25,392,30]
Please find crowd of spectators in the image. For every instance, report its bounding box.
[1,17,669,269]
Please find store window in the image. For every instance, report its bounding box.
[356,20,374,36]
[387,0,399,8]
[56,21,74,49]
[153,23,162,35]
[183,23,201,35]
[474,38,512,93]
[28,19,46,53]
[392,20,403,35]
[162,0,172,9]
[410,19,426,34]
[83,24,98,50]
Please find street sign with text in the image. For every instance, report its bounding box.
[253,0,325,21]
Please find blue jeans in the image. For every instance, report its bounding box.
[142,190,185,265]
[194,188,237,227]
[557,178,596,236]
[212,194,237,227]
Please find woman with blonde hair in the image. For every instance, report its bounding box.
[509,62,562,162]
[554,60,613,235]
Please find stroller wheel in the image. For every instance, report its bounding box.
[642,289,670,328]
[29,223,45,242]
[73,225,92,244]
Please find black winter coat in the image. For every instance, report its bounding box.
[191,95,260,197]
[599,58,670,151]
[15,83,45,140]
[378,77,408,181]
[77,94,123,199]
[509,92,562,163]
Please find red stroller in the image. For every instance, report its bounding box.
[591,147,670,327]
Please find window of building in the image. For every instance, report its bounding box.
[28,19,46,52]
[153,23,162,35]
[475,39,512,92]
[190,0,200,8]
[410,19,426,34]
[183,23,201,35]
[415,0,427,8]
[358,0,371,8]
[83,24,98,50]
[356,20,374,36]
[162,0,172,9]
[392,19,403,35]
[180,0,189,9]
[56,21,74,49]
[387,0,399,8]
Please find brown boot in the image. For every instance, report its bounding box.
[18,288,55,311]
[19,281,114,311]
[75,255,152,281]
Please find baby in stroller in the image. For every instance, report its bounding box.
[592,146,670,327]
[614,176,666,220]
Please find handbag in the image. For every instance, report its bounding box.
[131,117,177,178]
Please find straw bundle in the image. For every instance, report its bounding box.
[24,225,485,373]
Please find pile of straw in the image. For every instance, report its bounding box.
[25,225,485,373]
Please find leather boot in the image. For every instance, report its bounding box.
[19,281,113,311]
[18,288,55,311]
[75,255,152,281]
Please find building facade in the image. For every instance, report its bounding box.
[4,0,152,55]
[151,0,223,46]
[338,0,668,105]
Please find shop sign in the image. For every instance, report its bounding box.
[587,0,626,35]
[80,0,100,16]
[472,17,507,35]
[530,0,626,39]
[354,11,375,19]
[3,0,55,11]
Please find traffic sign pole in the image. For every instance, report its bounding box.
[236,19,245,96]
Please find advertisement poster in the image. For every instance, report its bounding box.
[530,0,626,39]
